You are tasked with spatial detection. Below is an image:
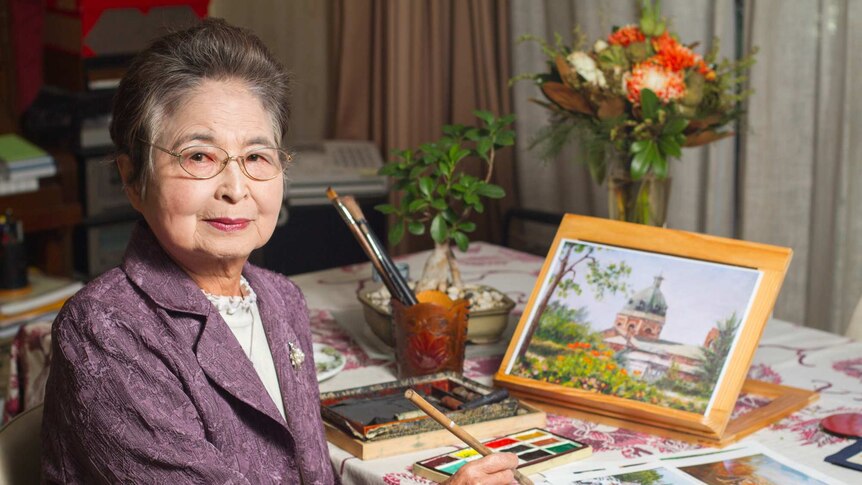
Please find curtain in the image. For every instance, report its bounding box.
[510,0,862,335]
[209,0,335,142]
[332,0,518,253]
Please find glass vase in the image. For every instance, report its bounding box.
[606,157,671,227]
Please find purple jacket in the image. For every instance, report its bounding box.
[42,223,338,484]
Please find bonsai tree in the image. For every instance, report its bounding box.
[376,110,515,292]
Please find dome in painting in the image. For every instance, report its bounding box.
[623,275,668,316]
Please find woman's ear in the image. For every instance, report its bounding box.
[116,154,143,211]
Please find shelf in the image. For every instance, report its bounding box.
[0,150,82,276]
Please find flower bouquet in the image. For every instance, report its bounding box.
[521,0,756,226]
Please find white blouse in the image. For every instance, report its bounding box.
[204,278,286,420]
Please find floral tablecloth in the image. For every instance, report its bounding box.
[292,242,862,485]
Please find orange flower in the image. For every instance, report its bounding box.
[591,350,600,357]
[651,31,717,80]
[608,363,616,370]
[696,59,716,80]
[567,343,579,351]
[651,32,698,72]
[634,370,642,376]
[624,61,685,104]
[608,25,645,47]
[620,369,628,376]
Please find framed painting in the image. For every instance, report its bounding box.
[495,214,816,445]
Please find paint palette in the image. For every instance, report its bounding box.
[412,428,591,482]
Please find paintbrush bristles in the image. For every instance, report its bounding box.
[325,186,339,201]
[340,196,365,222]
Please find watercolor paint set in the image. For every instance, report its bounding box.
[320,373,524,442]
[412,427,591,482]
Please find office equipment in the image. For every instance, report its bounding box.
[261,140,387,276]
[286,140,387,205]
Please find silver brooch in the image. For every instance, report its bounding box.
[289,342,305,369]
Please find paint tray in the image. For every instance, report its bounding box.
[320,372,547,459]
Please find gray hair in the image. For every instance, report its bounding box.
[110,18,291,197]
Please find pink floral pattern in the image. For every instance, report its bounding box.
[3,320,53,423]
[833,357,862,379]
[382,471,434,485]
[730,394,773,420]
[769,404,861,447]
[546,414,694,458]
[463,356,504,379]
[747,363,782,384]
[309,309,387,371]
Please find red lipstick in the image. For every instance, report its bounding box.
[205,218,250,232]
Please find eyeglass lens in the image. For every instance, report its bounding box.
[178,145,285,180]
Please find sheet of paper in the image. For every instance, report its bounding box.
[537,442,845,485]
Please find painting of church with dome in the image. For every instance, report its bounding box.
[507,239,763,414]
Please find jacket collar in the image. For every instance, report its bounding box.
[121,222,213,317]
[121,222,290,428]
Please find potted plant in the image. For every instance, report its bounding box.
[358,110,517,344]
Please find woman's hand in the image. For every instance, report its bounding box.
[443,452,519,484]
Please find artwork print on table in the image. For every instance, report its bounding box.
[507,239,762,415]
[573,467,692,485]
[678,452,832,484]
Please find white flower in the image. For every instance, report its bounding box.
[566,51,607,87]
[593,40,609,52]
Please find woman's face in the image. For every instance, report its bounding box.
[127,79,284,273]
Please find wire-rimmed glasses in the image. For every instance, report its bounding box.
[141,140,289,181]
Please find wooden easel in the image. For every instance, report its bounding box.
[495,215,812,447]
[510,379,817,447]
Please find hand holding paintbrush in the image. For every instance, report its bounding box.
[405,389,532,485]
[327,187,417,306]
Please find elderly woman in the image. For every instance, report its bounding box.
[40,18,516,485]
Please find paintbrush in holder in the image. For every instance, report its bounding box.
[327,187,417,306]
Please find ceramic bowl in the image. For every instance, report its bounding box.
[357,287,516,345]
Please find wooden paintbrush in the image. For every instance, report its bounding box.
[327,187,417,306]
[404,389,534,485]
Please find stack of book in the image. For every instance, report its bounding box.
[0,134,57,196]
[0,269,81,328]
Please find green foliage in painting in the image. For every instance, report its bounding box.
[696,312,741,394]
